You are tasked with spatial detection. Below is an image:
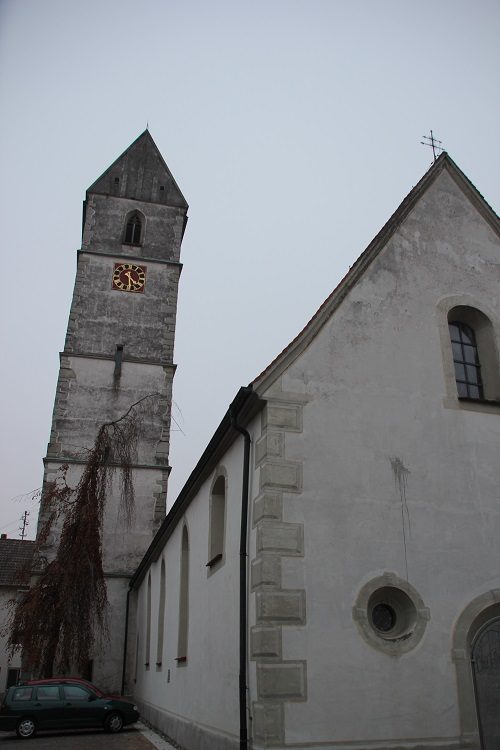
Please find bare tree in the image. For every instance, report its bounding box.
[8,394,159,677]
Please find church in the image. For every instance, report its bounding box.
[4,133,500,750]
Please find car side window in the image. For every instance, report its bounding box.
[36,686,60,701]
[63,685,90,701]
[12,687,33,701]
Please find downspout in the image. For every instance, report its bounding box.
[121,587,131,696]
[230,402,252,750]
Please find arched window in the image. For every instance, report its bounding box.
[448,321,483,399]
[123,212,143,245]
[145,573,151,668]
[207,474,226,570]
[447,306,498,401]
[177,525,189,663]
[156,559,166,668]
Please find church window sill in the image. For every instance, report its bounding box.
[458,396,500,407]
[206,553,223,568]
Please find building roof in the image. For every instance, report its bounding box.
[251,152,500,394]
[87,129,188,209]
[131,152,499,589]
[0,538,35,587]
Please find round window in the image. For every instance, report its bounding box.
[353,574,429,655]
[368,586,417,640]
[371,603,397,633]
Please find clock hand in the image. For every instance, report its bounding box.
[124,270,137,289]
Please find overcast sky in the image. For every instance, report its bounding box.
[1,0,499,539]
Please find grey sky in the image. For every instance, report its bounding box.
[1,0,499,538]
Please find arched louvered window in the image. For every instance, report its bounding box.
[449,321,483,399]
[124,213,143,245]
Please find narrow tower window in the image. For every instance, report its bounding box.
[114,345,123,378]
[124,213,143,245]
[449,321,484,399]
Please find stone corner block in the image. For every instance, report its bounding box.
[257,522,304,557]
[260,460,302,494]
[46,442,62,457]
[251,626,282,659]
[253,492,282,526]
[256,589,306,625]
[252,701,284,744]
[264,403,303,432]
[255,431,284,467]
[251,556,281,590]
[257,661,307,701]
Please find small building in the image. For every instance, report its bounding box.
[126,154,500,750]
[0,536,35,697]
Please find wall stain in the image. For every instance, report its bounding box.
[390,456,411,580]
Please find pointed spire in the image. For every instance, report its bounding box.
[87,131,188,209]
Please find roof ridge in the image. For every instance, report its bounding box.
[251,153,499,391]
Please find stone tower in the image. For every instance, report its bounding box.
[38,131,188,690]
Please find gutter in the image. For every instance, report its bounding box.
[121,588,131,695]
[230,404,251,750]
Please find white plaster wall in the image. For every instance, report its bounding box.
[266,170,500,744]
[133,420,261,745]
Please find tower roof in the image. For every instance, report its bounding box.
[87,130,188,209]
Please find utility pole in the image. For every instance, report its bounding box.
[19,510,29,540]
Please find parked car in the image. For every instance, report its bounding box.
[0,680,140,739]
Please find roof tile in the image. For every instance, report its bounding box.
[0,539,35,586]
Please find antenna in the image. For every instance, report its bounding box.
[19,510,30,540]
[421,130,444,162]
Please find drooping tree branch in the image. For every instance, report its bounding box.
[8,394,161,677]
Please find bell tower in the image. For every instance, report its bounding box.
[38,131,188,689]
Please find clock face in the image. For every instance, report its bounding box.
[112,263,146,293]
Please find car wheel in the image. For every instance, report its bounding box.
[16,717,36,739]
[105,712,123,733]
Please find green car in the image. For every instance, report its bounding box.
[0,680,140,739]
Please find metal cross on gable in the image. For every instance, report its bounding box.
[421,130,444,161]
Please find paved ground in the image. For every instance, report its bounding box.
[0,722,179,749]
